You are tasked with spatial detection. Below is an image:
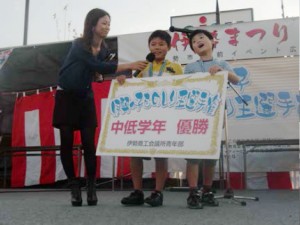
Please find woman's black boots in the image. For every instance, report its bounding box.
[68,178,82,206]
[68,177,97,206]
[86,177,98,206]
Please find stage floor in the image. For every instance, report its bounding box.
[0,189,299,225]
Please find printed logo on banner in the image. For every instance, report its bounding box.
[0,49,13,70]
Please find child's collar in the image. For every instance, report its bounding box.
[199,57,214,62]
[153,59,168,65]
[202,59,213,62]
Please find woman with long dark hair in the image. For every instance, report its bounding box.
[53,8,147,206]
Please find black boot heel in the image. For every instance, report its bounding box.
[69,178,82,207]
[87,177,98,206]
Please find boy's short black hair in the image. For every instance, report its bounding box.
[148,30,171,47]
[189,29,214,51]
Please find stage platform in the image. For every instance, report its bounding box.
[0,189,299,225]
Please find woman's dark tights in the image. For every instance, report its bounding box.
[60,126,96,179]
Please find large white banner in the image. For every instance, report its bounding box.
[118,18,299,63]
[97,73,228,159]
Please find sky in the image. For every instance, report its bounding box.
[0,0,299,49]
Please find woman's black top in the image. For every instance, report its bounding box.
[58,38,117,93]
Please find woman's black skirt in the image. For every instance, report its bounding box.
[52,90,97,130]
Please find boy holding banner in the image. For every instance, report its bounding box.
[184,29,239,209]
[121,30,183,207]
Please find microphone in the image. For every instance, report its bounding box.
[169,26,194,34]
[132,53,155,77]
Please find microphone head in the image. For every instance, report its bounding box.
[169,26,175,32]
[146,53,155,62]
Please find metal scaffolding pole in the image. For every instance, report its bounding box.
[23,0,30,45]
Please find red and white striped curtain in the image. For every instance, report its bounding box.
[10,81,131,187]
